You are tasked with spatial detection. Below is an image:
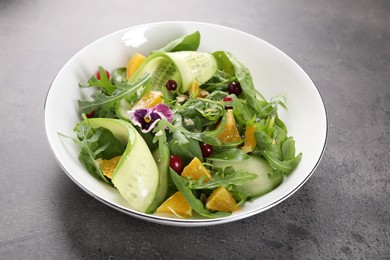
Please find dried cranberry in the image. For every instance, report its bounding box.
[228,81,242,95]
[170,154,183,173]
[165,79,177,91]
[200,143,213,157]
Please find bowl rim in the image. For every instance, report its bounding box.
[44,21,328,226]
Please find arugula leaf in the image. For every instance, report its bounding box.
[78,73,150,115]
[95,128,126,159]
[152,120,170,165]
[281,137,297,161]
[257,97,287,119]
[276,118,288,135]
[80,66,117,95]
[152,31,200,53]
[169,114,203,164]
[213,51,236,76]
[188,166,256,190]
[205,90,228,101]
[177,97,225,122]
[224,52,258,111]
[231,94,256,126]
[60,119,112,184]
[170,138,203,166]
[157,117,223,146]
[202,69,233,93]
[254,130,274,151]
[110,67,127,85]
[262,150,302,174]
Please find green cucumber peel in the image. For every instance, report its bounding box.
[130,51,217,93]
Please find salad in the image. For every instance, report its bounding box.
[67,31,302,218]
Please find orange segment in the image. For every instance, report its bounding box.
[126,53,146,80]
[156,191,192,217]
[95,156,122,179]
[189,80,208,98]
[206,187,240,212]
[181,157,212,182]
[216,109,242,144]
[131,91,163,110]
[242,125,257,153]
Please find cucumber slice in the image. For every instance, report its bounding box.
[129,54,181,91]
[130,51,217,93]
[164,51,217,92]
[212,155,284,198]
[146,147,170,213]
[88,118,159,213]
[115,99,132,121]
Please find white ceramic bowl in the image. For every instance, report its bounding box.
[45,21,327,227]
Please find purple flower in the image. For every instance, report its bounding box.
[127,104,173,133]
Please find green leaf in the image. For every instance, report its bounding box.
[231,94,256,126]
[262,150,302,174]
[111,67,127,85]
[201,70,233,93]
[78,73,150,115]
[281,137,296,161]
[95,127,126,159]
[264,115,276,137]
[224,52,258,111]
[170,138,203,165]
[80,66,117,95]
[254,130,273,151]
[213,51,235,76]
[157,117,222,147]
[188,166,257,190]
[61,118,112,184]
[176,97,225,122]
[152,31,201,53]
[152,121,169,161]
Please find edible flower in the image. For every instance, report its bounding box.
[128,104,173,133]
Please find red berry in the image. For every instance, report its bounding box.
[223,96,233,109]
[200,143,213,157]
[228,81,242,95]
[170,154,183,173]
[223,96,233,102]
[165,79,177,91]
[97,69,110,80]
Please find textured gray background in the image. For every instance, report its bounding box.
[1,0,389,259]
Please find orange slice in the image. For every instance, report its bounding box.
[242,125,257,153]
[189,80,208,98]
[131,91,163,110]
[181,157,212,182]
[156,191,192,217]
[95,156,122,179]
[216,109,242,144]
[206,187,240,212]
[126,53,146,80]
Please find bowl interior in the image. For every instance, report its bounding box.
[45,22,327,226]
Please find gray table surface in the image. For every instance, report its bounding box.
[1,0,389,259]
